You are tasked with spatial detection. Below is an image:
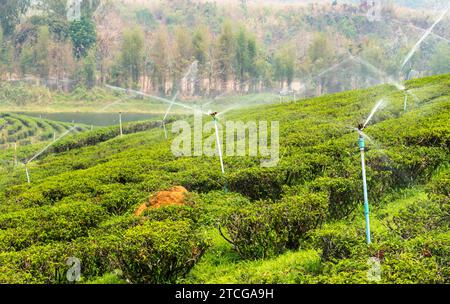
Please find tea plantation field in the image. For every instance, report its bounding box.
[0,74,448,284]
[0,113,88,149]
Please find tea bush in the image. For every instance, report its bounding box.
[115,220,208,283]
[309,223,363,261]
[220,193,327,259]
[0,73,448,283]
[0,201,106,251]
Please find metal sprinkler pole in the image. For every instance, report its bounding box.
[162,121,168,139]
[358,133,371,244]
[404,94,408,112]
[213,116,225,175]
[13,142,17,167]
[25,164,31,184]
[119,112,123,137]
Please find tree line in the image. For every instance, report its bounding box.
[0,0,448,98]
[0,0,297,96]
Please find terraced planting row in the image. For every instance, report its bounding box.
[0,113,87,148]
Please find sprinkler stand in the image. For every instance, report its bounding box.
[212,115,227,192]
[163,121,168,139]
[25,164,31,184]
[119,112,123,137]
[213,116,225,175]
[404,94,408,112]
[358,134,372,244]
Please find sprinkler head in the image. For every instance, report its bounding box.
[357,123,364,131]
[209,112,218,118]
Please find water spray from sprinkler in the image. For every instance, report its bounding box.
[162,92,179,139]
[24,125,77,183]
[106,82,239,192]
[400,6,449,71]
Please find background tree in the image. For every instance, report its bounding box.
[49,41,75,90]
[34,0,68,20]
[172,26,193,95]
[308,33,332,95]
[217,21,236,91]
[120,27,144,88]
[34,26,51,80]
[151,27,171,95]
[274,44,296,90]
[234,26,249,92]
[0,27,3,79]
[430,42,450,76]
[69,17,97,59]
[0,0,31,36]
[82,51,96,88]
[246,33,259,91]
[192,25,209,95]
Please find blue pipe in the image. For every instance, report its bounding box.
[358,135,372,244]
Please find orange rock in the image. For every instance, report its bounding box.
[134,186,188,216]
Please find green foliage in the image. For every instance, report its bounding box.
[0,201,106,251]
[116,220,208,283]
[49,119,164,153]
[0,218,208,284]
[120,27,144,86]
[69,17,96,59]
[228,167,285,201]
[309,223,362,261]
[0,112,79,148]
[430,42,450,75]
[274,43,295,87]
[142,205,201,227]
[0,74,448,284]
[82,52,96,88]
[220,193,327,259]
[0,0,31,36]
[135,8,157,28]
[34,26,50,79]
[308,177,361,220]
[385,197,449,240]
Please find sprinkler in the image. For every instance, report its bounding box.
[106,83,235,192]
[210,111,227,192]
[358,123,372,245]
[119,112,123,137]
[13,142,17,167]
[400,6,449,71]
[403,64,413,112]
[352,99,386,245]
[210,112,225,174]
[25,164,30,184]
[23,125,77,184]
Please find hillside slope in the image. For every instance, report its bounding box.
[0,73,448,284]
